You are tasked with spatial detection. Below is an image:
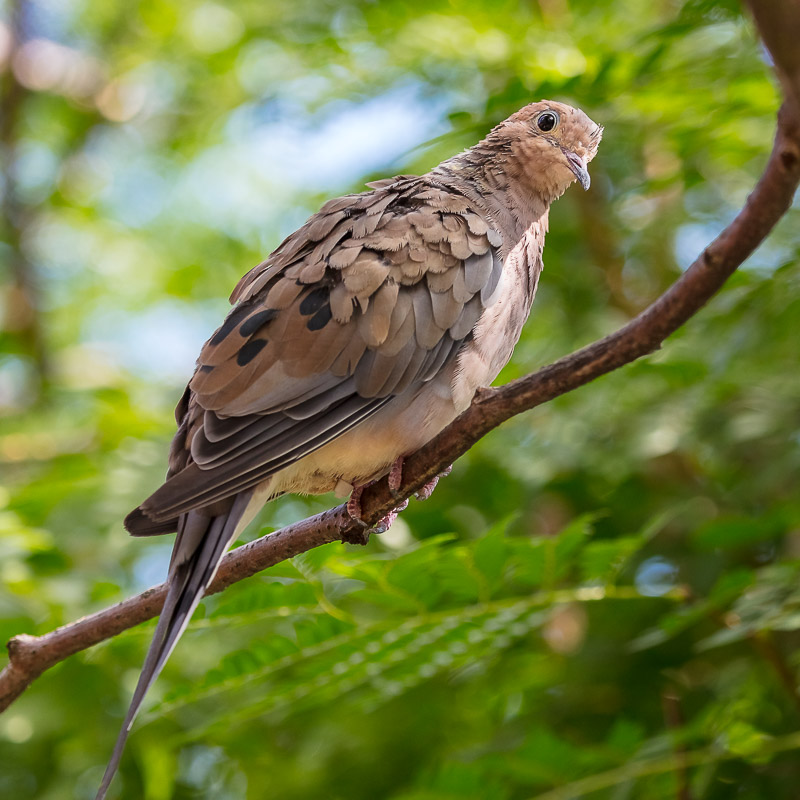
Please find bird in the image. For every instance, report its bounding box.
[96,99,602,798]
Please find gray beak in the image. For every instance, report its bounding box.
[562,149,591,191]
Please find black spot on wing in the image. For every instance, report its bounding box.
[210,304,250,345]
[239,308,279,337]
[236,338,268,366]
[299,287,329,316]
[307,305,332,331]
[174,384,191,425]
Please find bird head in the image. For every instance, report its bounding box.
[495,100,603,201]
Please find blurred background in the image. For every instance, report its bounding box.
[1,0,799,798]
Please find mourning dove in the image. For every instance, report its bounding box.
[96,100,602,798]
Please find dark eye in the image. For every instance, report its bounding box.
[536,110,559,133]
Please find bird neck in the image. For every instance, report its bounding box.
[429,146,551,254]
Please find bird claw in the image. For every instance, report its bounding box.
[371,499,409,534]
[414,464,453,501]
[345,483,409,542]
[344,457,445,542]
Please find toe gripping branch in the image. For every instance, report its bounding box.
[342,459,453,544]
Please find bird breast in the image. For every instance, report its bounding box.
[452,218,546,408]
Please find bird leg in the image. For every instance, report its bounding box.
[345,483,371,538]
[387,455,405,499]
[415,464,453,501]
[345,466,410,543]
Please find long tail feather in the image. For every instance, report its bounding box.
[95,491,253,799]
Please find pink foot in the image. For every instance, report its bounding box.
[346,483,369,527]
[345,482,409,543]
[415,465,453,501]
[372,498,409,534]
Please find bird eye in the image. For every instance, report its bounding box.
[536,110,559,133]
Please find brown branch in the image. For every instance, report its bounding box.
[2,5,800,718]
[746,0,800,117]
[0,507,349,711]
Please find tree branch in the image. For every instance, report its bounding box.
[2,6,799,716]
[747,0,800,117]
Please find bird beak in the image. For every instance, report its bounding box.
[561,149,591,191]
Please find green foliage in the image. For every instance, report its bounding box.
[1,0,799,798]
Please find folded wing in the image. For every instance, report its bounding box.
[127,177,504,534]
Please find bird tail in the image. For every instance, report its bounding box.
[95,491,254,800]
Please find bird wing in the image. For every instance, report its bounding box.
[127,176,504,532]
